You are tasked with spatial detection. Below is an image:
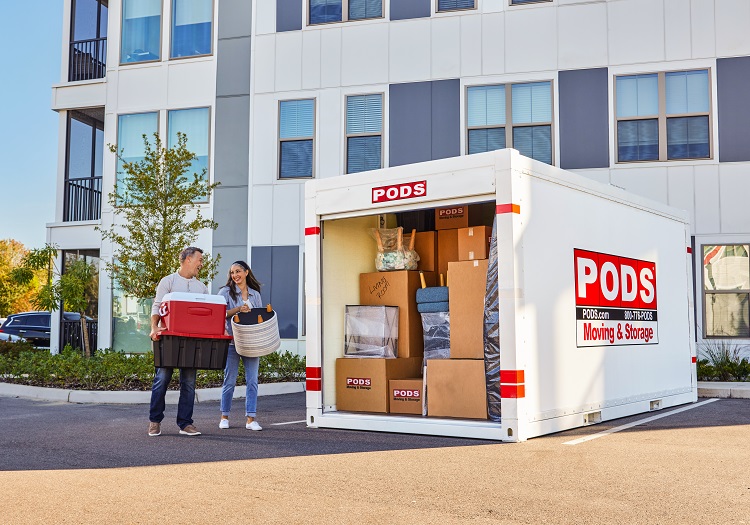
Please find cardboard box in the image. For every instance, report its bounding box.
[437,229,459,280]
[389,378,424,415]
[336,358,422,413]
[448,259,489,359]
[426,359,487,420]
[360,270,435,358]
[457,226,492,261]
[434,204,493,230]
[403,231,437,272]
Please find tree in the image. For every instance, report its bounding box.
[99,132,220,300]
[0,239,45,317]
[12,245,97,357]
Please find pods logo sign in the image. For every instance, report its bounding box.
[372,181,427,203]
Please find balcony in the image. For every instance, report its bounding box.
[69,38,107,82]
[64,176,102,222]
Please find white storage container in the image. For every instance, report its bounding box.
[304,149,697,442]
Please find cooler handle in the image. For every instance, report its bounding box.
[186,307,214,316]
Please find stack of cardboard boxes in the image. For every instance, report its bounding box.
[335,204,492,420]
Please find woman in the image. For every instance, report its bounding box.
[218,261,264,431]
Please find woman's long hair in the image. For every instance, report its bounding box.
[223,260,262,302]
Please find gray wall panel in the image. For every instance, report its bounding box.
[431,79,460,161]
[218,0,252,39]
[213,186,248,246]
[251,246,299,339]
[214,96,250,186]
[389,82,432,166]
[559,68,610,170]
[391,0,431,20]
[277,0,303,32]
[216,37,251,97]
[717,56,750,162]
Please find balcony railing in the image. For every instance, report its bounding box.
[61,319,98,353]
[64,176,102,222]
[69,38,107,82]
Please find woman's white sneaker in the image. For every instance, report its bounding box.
[246,420,262,431]
[219,418,229,429]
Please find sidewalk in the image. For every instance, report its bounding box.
[697,381,750,399]
[0,381,304,404]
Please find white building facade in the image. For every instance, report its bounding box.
[51,0,750,354]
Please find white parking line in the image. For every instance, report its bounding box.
[270,420,307,426]
[562,398,720,445]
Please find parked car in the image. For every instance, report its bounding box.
[0,312,89,348]
[0,332,26,343]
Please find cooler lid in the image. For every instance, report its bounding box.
[162,292,227,305]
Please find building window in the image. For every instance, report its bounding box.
[279,99,315,179]
[437,0,476,12]
[116,112,159,192]
[616,69,711,162]
[69,0,108,81]
[121,0,161,63]
[65,109,104,222]
[167,107,210,190]
[703,245,750,338]
[309,0,383,25]
[510,0,552,5]
[171,0,212,58]
[346,94,383,174]
[467,81,553,165]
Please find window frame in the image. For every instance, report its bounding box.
[614,68,713,164]
[436,0,477,13]
[169,0,215,60]
[308,0,384,26]
[465,80,555,165]
[702,243,750,339]
[167,106,212,203]
[119,0,164,65]
[509,0,552,6]
[115,111,160,202]
[345,92,384,175]
[278,98,316,180]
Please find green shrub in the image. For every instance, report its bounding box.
[0,346,306,390]
[698,334,750,382]
[0,339,42,358]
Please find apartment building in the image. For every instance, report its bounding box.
[50,0,750,354]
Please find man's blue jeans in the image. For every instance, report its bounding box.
[149,367,197,430]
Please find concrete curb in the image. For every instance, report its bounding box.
[0,381,305,404]
[697,381,750,399]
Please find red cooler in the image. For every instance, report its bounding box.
[158,292,227,336]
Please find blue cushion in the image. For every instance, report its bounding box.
[417,301,449,313]
[415,286,449,304]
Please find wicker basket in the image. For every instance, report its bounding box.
[231,308,281,357]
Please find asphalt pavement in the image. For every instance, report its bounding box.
[1,394,749,524]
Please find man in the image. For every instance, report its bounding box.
[148,247,209,437]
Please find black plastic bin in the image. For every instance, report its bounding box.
[153,333,231,370]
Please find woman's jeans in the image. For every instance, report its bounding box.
[149,367,197,430]
[221,344,260,418]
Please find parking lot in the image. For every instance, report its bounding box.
[1,393,749,524]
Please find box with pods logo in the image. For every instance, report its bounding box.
[389,378,424,415]
[335,357,422,413]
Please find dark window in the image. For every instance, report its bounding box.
[65,110,104,222]
[437,0,475,12]
[70,0,108,81]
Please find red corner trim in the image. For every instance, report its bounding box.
[692,356,697,363]
[305,227,321,236]
[496,203,521,215]
[687,247,693,254]
[500,370,525,384]
[500,384,526,399]
[306,366,322,379]
[306,378,321,391]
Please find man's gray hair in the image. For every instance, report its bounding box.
[180,246,204,263]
